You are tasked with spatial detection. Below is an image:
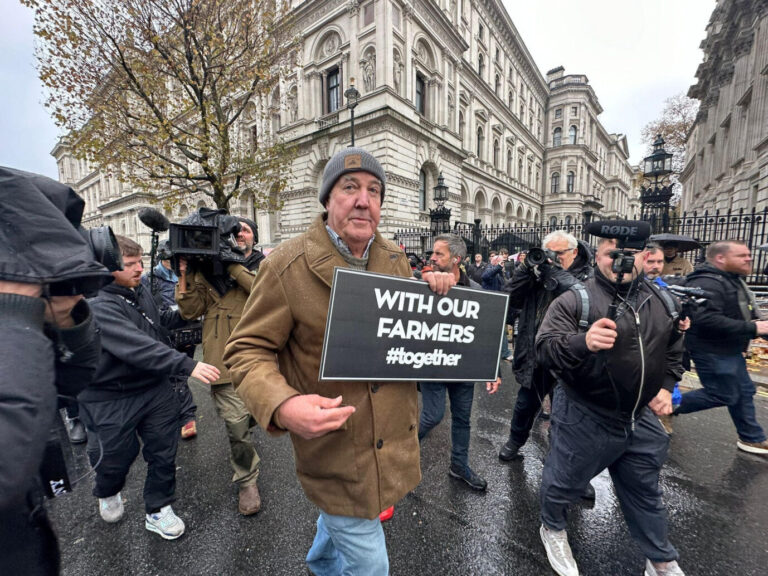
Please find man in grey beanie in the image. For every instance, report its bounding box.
[225,146,454,575]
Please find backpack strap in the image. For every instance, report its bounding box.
[570,282,590,331]
[656,286,680,322]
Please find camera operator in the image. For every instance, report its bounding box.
[175,216,266,516]
[78,235,220,539]
[535,236,686,576]
[674,240,768,455]
[1,167,105,575]
[498,231,593,466]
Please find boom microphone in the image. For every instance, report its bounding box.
[138,207,170,232]
[585,220,651,242]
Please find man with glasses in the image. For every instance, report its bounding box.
[498,231,593,469]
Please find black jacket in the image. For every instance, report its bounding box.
[505,241,593,389]
[536,270,684,423]
[467,261,487,285]
[80,282,196,402]
[684,263,758,355]
[0,295,100,512]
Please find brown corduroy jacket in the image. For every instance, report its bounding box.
[223,215,421,519]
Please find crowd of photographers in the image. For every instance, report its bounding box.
[2,148,768,576]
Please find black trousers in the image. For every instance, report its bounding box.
[80,384,180,513]
[541,387,678,563]
[508,366,553,448]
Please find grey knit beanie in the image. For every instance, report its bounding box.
[319,147,386,206]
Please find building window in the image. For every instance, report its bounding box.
[520,103,525,118]
[327,67,340,113]
[476,127,484,159]
[555,108,562,119]
[393,5,401,29]
[571,106,578,116]
[507,150,513,175]
[527,164,532,187]
[478,23,484,42]
[493,139,500,168]
[565,215,572,227]
[495,73,501,95]
[550,173,560,195]
[518,158,523,180]
[415,73,426,115]
[566,171,575,193]
[478,53,485,77]
[553,127,562,147]
[508,91,514,109]
[363,2,374,26]
[549,216,558,227]
[459,111,465,141]
[569,125,577,145]
[419,169,427,211]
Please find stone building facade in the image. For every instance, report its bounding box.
[680,0,768,213]
[53,0,635,251]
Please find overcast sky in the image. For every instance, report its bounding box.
[0,0,716,179]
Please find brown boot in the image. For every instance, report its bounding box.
[238,483,261,515]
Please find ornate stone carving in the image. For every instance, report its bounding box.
[323,34,340,57]
[361,49,376,92]
[393,51,403,95]
[346,0,360,16]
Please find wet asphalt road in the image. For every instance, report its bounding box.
[49,360,768,576]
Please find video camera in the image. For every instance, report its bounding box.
[665,284,709,321]
[586,220,651,279]
[168,208,247,274]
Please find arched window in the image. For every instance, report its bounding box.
[549,216,558,227]
[418,169,427,211]
[565,215,572,227]
[569,125,577,145]
[476,126,484,159]
[553,127,562,147]
[551,172,560,195]
[495,74,501,95]
[507,150,513,175]
[493,139,500,168]
[478,53,485,78]
[566,171,575,193]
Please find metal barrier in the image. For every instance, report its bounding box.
[395,207,768,284]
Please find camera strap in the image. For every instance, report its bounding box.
[117,294,155,327]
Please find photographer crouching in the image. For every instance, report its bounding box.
[535,222,687,576]
[174,210,265,516]
[1,167,108,575]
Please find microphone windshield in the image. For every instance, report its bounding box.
[585,220,651,242]
[138,207,170,232]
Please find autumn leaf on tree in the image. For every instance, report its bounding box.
[23,0,299,212]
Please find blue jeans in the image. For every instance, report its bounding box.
[305,512,388,576]
[501,328,512,359]
[418,381,475,471]
[677,350,766,443]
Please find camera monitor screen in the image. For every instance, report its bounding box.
[169,223,219,256]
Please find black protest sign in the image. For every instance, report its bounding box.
[319,268,508,382]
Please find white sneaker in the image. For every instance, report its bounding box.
[540,524,579,576]
[644,559,685,576]
[98,493,124,523]
[145,505,185,540]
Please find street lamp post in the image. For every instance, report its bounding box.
[344,77,361,147]
[640,134,674,233]
[429,172,452,237]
